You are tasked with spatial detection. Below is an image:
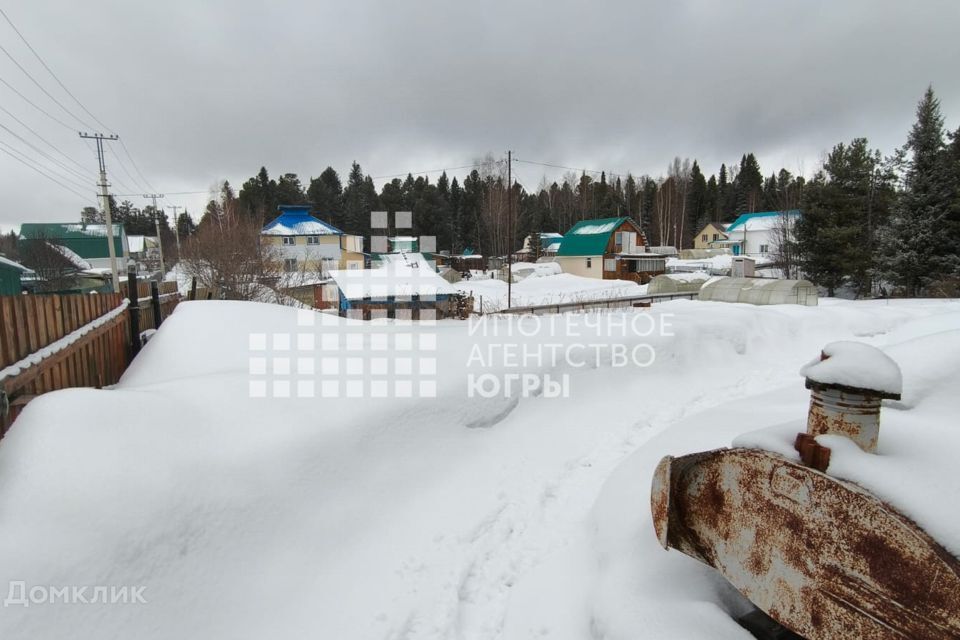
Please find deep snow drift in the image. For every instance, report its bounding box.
[0,297,958,639]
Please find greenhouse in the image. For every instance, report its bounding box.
[698,277,818,306]
[646,273,712,295]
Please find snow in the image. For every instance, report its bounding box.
[509,261,562,278]
[1,297,958,638]
[666,253,776,273]
[455,272,643,311]
[48,242,92,270]
[328,263,457,299]
[0,254,26,271]
[261,220,340,236]
[570,221,619,235]
[663,270,711,283]
[799,340,902,395]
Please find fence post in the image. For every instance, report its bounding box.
[127,270,141,360]
[150,280,162,328]
[189,276,197,301]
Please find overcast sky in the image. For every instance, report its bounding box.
[1,0,958,232]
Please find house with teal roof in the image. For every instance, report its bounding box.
[19,222,131,272]
[715,210,801,256]
[555,216,666,283]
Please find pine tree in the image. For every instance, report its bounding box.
[879,87,958,295]
[307,167,344,227]
[798,138,894,296]
[341,162,368,237]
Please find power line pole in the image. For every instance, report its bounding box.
[166,205,183,258]
[507,150,513,310]
[143,193,165,277]
[79,132,120,292]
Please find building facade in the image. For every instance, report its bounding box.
[260,205,365,276]
[555,217,666,283]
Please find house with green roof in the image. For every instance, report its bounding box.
[19,222,131,272]
[555,216,666,283]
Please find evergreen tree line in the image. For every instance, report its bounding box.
[210,150,802,260]
[191,86,957,297]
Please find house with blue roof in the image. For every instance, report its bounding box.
[261,205,365,275]
[715,210,801,256]
[555,216,666,283]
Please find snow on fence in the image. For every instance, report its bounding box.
[0,280,183,436]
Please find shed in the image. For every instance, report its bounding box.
[0,255,31,295]
[698,277,818,306]
[327,261,460,319]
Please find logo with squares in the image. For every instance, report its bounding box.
[249,277,439,398]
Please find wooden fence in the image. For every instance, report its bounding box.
[0,279,183,436]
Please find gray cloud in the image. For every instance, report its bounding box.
[1,0,958,230]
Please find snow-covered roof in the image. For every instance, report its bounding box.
[0,254,31,272]
[262,206,343,236]
[47,242,92,270]
[388,236,418,242]
[800,341,902,396]
[376,252,434,269]
[328,264,457,300]
[726,210,801,233]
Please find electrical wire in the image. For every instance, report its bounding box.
[0,121,91,182]
[0,143,92,199]
[0,43,95,130]
[0,103,89,173]
[371,163,484,180]
[0,7,114,134]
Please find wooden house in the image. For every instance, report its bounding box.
[555,217,665,283]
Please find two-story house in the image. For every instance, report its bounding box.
[260,205,365,276]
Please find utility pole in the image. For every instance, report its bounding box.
[166,205,184,258]
[79,132,120,292]
[507,149,513,310]
[144,193,165,277]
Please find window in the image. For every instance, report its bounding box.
[284,258,297,272]
[282,237,295,246]
[306,235,320,245]
[701,234,708,242]
[712,233,719,241]
[586,258,592,269]
[759,244,769,254]
[614,232,623,245]
[604,258,616,272]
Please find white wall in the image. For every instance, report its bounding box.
[556,256,603,278]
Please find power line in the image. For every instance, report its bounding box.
[106,144,145,193]
[0,121,92,182]
[0,74,76,130]
[0,102,89,173]
[0,143,92,200]
[371,163,484,180]
[117,138,156,192]
[514,158,631,180]
[0,137,91,191]
[0,43,95,130]
[0,7,114,133]
[0,7,160,198]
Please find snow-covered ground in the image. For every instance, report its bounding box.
[0,297,958,639]
[456,272,645,311]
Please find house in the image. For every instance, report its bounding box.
[714,210,800,257]
[0,255,31,295]
[261,205,365,275]
[694,222,730,250]
[19,222,131,272]
[516,232,563,261]
[555,217,666,283]
[327,254,461,319]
